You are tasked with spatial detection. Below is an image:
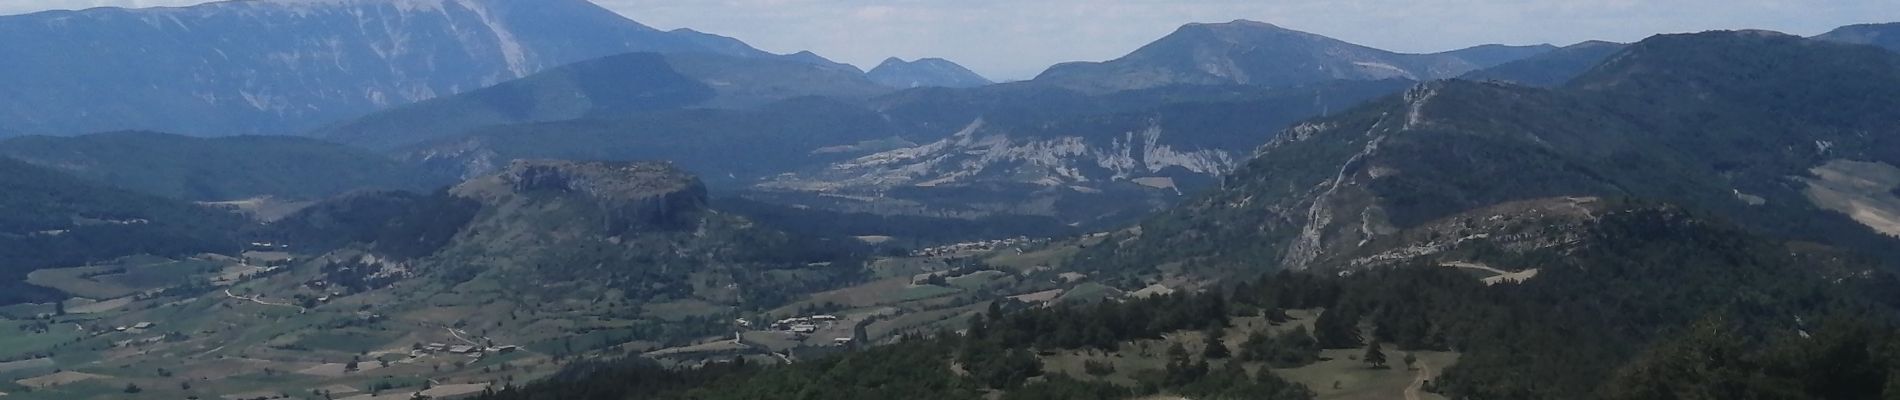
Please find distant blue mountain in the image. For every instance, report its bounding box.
[0,0,796,137]
[1032,20,1555,93]
[1816,22,1900,52]
[1461,41,1628,87]
[867,57,993,88]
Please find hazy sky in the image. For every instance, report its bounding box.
[4,0,1898,80]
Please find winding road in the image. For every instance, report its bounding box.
[446,327,481,346]
[223,289,303,311]
[1405,360,1433,400]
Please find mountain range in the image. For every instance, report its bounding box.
[1040,29,1900,399]
[6,5,1900,399]
[755,80,1413,226]
[0,0,811,137]
[307,19,1563,228]
[1086,30,1900,278]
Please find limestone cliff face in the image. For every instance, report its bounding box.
[761,118,1239,192]
[455,160,708,233]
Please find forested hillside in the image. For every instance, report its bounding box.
[455,28,1900,400]
[4,5,1900,399]
[472,202,1900,399]
[1081,30,1900,279]
[0,131,449,201]
[0,158,242,304]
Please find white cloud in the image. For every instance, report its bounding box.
[4,0,1897,80]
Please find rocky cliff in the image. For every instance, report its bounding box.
[455,160,708,233]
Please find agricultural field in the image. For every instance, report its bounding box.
[0,233,1152,399]
[0,252,562,400]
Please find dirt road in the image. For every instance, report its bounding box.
[224,289,301,310]
[1405,360,1432,400]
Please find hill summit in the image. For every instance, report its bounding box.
[867,57,994,88]
[1032,19,1553,92]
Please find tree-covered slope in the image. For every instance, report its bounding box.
[0,131,450,201]
[0,158,243,304]
[468,199,1900,400]
[317,52,890,150]
[1816,22,1900,52]
[1080,30,1900,278]
[266,160,868,320]
[398,96,902,184]
[1460,40,1627,87]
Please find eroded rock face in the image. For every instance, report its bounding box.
[1323,197,1606,270]
[458,160,708,232]
[762,119,1239,192]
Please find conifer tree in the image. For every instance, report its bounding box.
[1364,342,1387,369]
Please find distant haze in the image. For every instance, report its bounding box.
[5,0,1899,80]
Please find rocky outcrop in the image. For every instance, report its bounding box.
[457,160,708,232]
[761,119,1238,192]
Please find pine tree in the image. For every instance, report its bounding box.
[1363,342,1387,369]
[1313,308,1361,349]
[1202,327,1231,359]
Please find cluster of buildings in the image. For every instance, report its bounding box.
[112,322,156,332]
[411,343,518,359]
[247,241,291,251]
[912,237,1037,257]
[767,315,838,335]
